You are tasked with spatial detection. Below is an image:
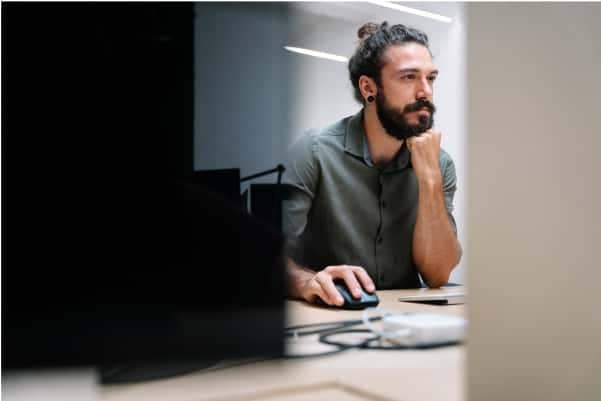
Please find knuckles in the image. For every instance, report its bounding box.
[315,271,328,280]
[324,265,337,274]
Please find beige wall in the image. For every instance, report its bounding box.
[466,3,601,400]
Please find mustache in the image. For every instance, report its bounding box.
[403,99,436,114]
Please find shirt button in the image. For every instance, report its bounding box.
[381,201,387,208]
[380,273,386,282]
[377,237,383,244]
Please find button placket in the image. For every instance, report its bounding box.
[375,172,385,286]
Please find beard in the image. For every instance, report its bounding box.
[375,91,436,141]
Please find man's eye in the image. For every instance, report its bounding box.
[428,76,437,82]
[402,74,416,80]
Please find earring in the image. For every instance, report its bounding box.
[367,95,375,103]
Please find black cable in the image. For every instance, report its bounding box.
[318,329,380,349]
[283,318,381,359]
[285,316,463,358]
[283,346,351,359]
[284,318,370,338]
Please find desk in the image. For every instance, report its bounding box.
[101,287,465,401]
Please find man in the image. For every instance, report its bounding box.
[283,22,462,307]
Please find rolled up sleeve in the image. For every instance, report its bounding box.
[281,132,320,257]
[441,155,458,234]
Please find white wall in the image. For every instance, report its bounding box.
[466,3,601,400]
[287,2,468,283]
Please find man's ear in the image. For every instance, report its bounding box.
[358,75,377,102]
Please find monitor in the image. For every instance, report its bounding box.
[192,168,244,210]
[3,174,285,380]
[2,2,287,385]
[250,183,295,235]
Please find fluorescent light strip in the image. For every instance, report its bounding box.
[365,0,453,24]
[284,46,348,63]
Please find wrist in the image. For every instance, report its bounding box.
[416,172,442,189]
[286,258,315,298]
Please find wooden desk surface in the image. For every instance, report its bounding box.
[101,287,466,401]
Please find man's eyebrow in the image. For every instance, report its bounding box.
[396,68,439,75]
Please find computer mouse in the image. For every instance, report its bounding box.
[332,279,379,310]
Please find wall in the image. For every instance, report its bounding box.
[466,3,601,400]
[193,3,292,185]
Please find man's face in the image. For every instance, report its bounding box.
[374,43,438,140]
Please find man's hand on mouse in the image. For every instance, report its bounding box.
[300,265,375,307]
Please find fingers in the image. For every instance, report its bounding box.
[303,279,329,305]
[427,128,441,137]
[303,265,376,306]
[406,129,441,153]
[340,269,363,299]
[351,267,376,294]
[339,266,376,298]
[314,271,344,306]
[406,136,424,152]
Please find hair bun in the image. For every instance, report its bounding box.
[357,22,380,41]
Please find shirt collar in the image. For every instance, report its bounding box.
[344,109,411,171]
[343,109,365,159]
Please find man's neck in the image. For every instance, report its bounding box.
[363,106,404,167]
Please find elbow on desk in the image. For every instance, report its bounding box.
[417,248,461,288]
[420,265,453,289]
[422,276,449,289]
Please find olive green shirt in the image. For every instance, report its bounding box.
[282,110,458,289]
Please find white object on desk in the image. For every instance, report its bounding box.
[363,308,467,347]
[381,312,466,346]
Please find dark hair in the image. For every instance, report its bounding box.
[348,22,430,104]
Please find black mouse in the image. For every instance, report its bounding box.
[332,279,379,310]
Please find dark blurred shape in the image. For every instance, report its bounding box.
[192,168,243,209]
[241,164,286,184]
[239,165,290,233]
[2,2,285,381]
[250,183,295,235]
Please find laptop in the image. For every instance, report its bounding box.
[398,288,466,305]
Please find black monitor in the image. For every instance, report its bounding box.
[2,2,287,383]
[192,168,244,210]
[250,183,295,235]
[3,175,285,381]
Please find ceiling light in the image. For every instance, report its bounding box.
[284,46,348,63]
[365,0,453,23]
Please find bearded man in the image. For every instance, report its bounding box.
[283,22,462,306]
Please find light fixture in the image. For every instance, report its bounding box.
[365,0,453,24]
[284,46,348,63]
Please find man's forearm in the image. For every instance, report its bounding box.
[412,178,461,288]
[286,257,316,298]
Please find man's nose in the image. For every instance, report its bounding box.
[416,78,433,99]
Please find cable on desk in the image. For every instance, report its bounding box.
[284,318,377,338]
[283,345,351,359]
[283,317,382,359]
[318,329,463,351]
[284,309,465,357]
